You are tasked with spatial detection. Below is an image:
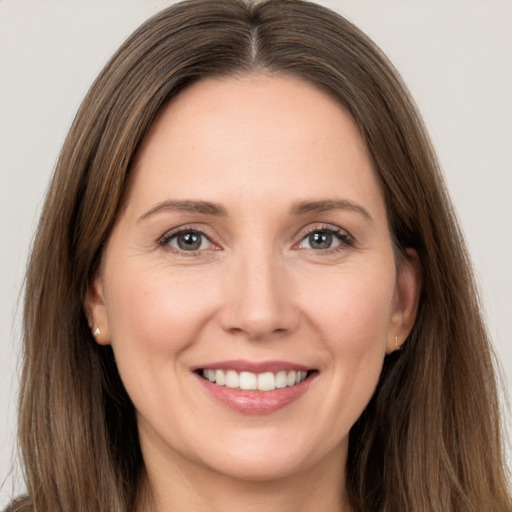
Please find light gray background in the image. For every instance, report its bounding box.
[1,0,511,506]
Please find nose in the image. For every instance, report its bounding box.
[219,249,300,341]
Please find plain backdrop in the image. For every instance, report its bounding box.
[1,0,511,506]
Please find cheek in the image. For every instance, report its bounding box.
[302,262,396,347]
[300,263,395,415]
[104,268,218,364]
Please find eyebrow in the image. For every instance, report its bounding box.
[137,200,227,222]
[290,199,373,223]
[137,198,372,223]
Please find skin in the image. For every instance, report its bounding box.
[86,73,420,512]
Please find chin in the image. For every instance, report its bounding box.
[187,427,347,483]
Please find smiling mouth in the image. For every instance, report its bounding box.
[194,363,318,414]
[197,369,315,392]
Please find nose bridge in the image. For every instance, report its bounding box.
[220,243,297,339]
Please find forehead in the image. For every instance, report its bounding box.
[126,73,383,218]
[135,72,365,165]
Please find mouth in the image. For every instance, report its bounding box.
[193,362,318,414]
[196,368,313,391]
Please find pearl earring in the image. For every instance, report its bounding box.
[93,327,101,337]
[395,336,401,351]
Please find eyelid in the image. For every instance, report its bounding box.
[295,224,355,250]
[158,225,219,252]
[157,223,354,254]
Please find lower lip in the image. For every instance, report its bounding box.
[196,373,315,415]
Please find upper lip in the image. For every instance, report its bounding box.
[192,359,314,373]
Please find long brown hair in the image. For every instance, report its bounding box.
[10,1,511,511]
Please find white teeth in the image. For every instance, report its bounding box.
[275,371,287,389]
[201,369,310,391]
[258,372,275,391]
[225,370,239,388]
[239,371,257,390]
[215,369,226,386]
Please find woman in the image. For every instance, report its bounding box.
[6,0,511,511]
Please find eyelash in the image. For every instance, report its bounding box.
[296,225,354,252]
[158,227,215,256]
[158,224,354,255]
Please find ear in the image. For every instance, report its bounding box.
[84,269,111,346]
[386,248,422,354]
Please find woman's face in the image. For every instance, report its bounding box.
[87,74,419,482]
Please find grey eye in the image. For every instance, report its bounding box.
[168,231,211,251]
[299,230,342,250]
